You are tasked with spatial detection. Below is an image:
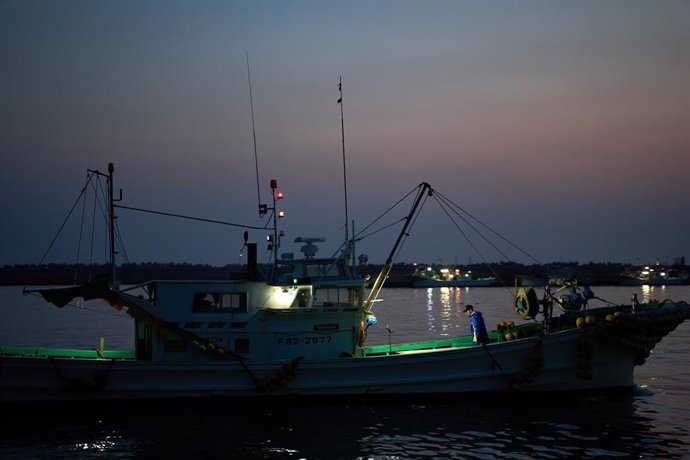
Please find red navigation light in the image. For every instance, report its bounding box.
[276,191,284,200]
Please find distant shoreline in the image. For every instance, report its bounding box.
[3,262,687,287]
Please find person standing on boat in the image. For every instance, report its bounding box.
[464,304,489,345]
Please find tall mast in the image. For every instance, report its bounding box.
[247,51,263,216]
[338,76,349,243]
[271,180,279,278]
[107,162,116,287]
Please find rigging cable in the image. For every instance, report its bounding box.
[433,193,512,264]
[434,190,542,266]
[246,51,263,217]
[114,218,130,264]
[31,173,95,286]
[96,177,112,267]
[352,185,420,241]
[431,193,512,294]
[365,184,431,312]
[89,172,115,277]
[73,171,91,284]
[354,218,406,242]
[115,204,274,231]
[391,186,430,264]
[88,175,100,277]
[89,173,108,277]
[93,176,111,264]
[430,191,543,309]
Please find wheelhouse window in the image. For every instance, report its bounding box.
[193,292,247,313]
[313,287,361,307]
[305,262,344,278]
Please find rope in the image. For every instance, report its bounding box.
[32,175,94,274]
[88,177,99,277]
[364,184,431,312]
[115,204,272,230]
[73,173,90,284]
[481,342,507,379]
[594,296,618,306]
[434,190,543,266]
[390,188,429,263]
[114,218,130,264]
[352,185,420,240]
[354,217,406,241]
[431,194,514,298]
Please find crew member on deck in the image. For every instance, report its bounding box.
[464,304,489,345]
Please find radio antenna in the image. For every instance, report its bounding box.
[246,51,263,216]
[337,76,349,242]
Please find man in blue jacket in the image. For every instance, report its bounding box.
[464,304,489,345]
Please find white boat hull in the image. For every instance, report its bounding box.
[0,328,635,402]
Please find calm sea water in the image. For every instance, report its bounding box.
[2,284,690,459]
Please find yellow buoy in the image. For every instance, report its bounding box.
[585,315,596,325]
[576,317,585,328]
[513,330,521,339]
[606,314,615,322]
[505,332,514,341]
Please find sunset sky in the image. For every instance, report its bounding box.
[2,1,689,267]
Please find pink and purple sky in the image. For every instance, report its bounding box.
[2,1,689,266]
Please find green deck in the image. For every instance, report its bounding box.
[0,346,136,360]
[363,322,543,356]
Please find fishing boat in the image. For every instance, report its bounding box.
[2,166,689,403]
[621,263,689,286]
[411,265,496,288]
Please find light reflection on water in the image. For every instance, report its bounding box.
[1,285,690,458]
[640,284,677,303]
